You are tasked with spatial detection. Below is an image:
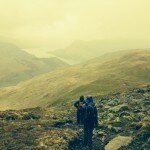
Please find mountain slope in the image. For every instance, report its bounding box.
[0,50,149,110]
[0,86,149,149]
[0,42,69,87]
[51,39,150,64]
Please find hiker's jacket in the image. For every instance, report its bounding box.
[82,104,98,128]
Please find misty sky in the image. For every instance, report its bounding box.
[0,0,150,49]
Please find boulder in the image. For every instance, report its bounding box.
[109,104,129,113]
[143,97,150,105]
[147,87,150,92]
[110,117,126,127]
[119,104,129,111]
[53,121,65,128]
[22,113,41,120]
[111,127,122,133]
[5,113,20,121]
[131,93,144,99]
[101,96,109,101]
[119,111,131,117]
[104,105,111,110]
[134,88,145,94]
[130,123,142,130]
[66,120,73,124]
[139,125,150,140]
[101,114,108,120]
[99,101,104,108]
[0,112,21,121]
[134,109,141,113]
[105,136,132,150]
[108,99,119,106]
[94,130,106,137]
[108,113,114,119]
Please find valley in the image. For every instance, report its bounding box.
[0,1,150,149]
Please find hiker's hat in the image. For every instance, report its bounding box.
[86,96,93,104]
[79,95,84,102]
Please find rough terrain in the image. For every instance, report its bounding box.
[0,86,150,150]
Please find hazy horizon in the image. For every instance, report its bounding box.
[0,0,150,50]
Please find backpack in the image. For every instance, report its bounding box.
[84,104,95,121]
[79,101,83,109]
[86,96,93,104]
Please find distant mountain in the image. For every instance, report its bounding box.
[0,42,69,87]
[0,49,149,110]
[51,39,150,64]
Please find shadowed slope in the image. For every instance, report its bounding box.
[0,42,69,87]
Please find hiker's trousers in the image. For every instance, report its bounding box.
[84,125,93,146]
[77,109,83,124]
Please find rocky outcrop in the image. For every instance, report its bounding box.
[105,136,132,150]
[0,86,149,150]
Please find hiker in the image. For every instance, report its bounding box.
[83,96,98,147]
[74,96,85,124]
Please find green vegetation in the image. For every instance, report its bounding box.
[0,49,149,110]
[0,42,69,87]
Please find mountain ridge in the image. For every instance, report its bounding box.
[51,39,150,64]
[0,42,69,87]
[0,49,149,110]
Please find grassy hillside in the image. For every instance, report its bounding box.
[0,50,149,110]
[51,39,150,64]
[0,42,69,87]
